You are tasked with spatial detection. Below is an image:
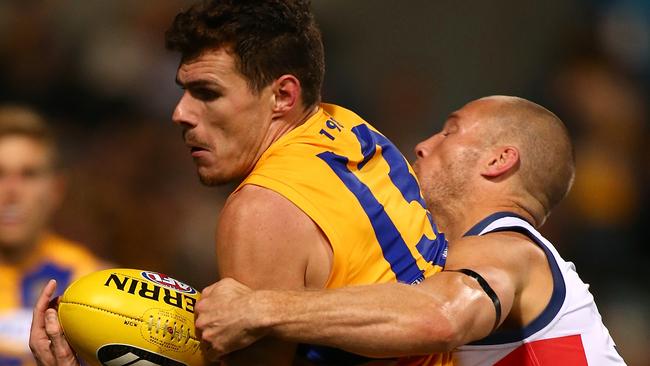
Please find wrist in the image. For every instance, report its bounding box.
[250,289,284,334]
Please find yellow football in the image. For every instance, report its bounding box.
[58,268,206,366]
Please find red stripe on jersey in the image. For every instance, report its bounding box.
[494,335,588,366]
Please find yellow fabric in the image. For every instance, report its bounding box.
[236,104,451,365]
[0,234,105,365]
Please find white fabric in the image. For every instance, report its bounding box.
[453,216,626,366]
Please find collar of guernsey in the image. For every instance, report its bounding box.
[234,103,341,193]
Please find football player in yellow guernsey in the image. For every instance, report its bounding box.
[0,106,107,366]
[30,1,449,366]
[229,103,450,366]
[165,1,451,364]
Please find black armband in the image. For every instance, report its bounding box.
[448,268,502,332]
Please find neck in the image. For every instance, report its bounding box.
[0,238,40,265]
[267,104,319,145]
[244,105,319,176]
[434,200,538,241]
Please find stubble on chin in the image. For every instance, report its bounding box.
[420,158,475,218]
[198,173,219,186]
[197,169,246,188]
[198,172,229,186]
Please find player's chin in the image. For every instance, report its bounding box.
[197,168,237,187]
[0,229,32,249]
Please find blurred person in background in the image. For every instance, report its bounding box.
[0,105,108,366]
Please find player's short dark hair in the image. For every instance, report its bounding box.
[165,0,325,109]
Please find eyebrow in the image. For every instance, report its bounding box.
[174,78,220,89]
[441,113,459,129]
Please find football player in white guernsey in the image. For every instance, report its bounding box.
[184,95,625,365]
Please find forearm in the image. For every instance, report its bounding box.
[254,283,459,357]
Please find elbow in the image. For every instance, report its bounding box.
[436,316,466,352]
[414,305,465,353]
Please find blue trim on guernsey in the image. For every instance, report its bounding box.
[318,124,438,285]
[352,125,447,268]
[0,355,23,366]
[21,263,72,307]
[463,212,567,345]
[318,150,425,284]
[353,125,427,208]
[302,124,449,365]
[296,344,378,366]
[463,211,529,237]
[300,124,449,365]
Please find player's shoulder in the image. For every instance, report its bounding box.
[40,234,98,260]
[219,185,319,240]
[216,185,326,286]
[34,233,109,273]
[223,184,302,219]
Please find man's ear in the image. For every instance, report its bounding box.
[481,146,519,178]
[271,74,301,115]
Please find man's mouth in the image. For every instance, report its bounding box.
[184,136,209,153]
[188,144,210,158]
[0,207,23,225]
[183,130,209,155]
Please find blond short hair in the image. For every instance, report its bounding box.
[0,105,59,169]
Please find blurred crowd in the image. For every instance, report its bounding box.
[0,0,648,363]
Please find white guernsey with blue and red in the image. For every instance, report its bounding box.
[453,212,626,366]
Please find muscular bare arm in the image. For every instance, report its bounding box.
[195,184,331,365]
[198,233,547,359]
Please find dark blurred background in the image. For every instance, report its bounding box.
[1,0,648,363]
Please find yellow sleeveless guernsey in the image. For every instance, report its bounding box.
[0,234,106,366]
[236,104,451,365]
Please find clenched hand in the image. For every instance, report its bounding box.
[195,278,270,361]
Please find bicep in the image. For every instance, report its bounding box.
[415,240,518,346]
[422,266,515,345]
[216,186,321,288]
[215,186,327,365]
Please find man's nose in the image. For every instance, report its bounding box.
[171,92,196,127]
[0,175,24,200]
[414,141,427,159]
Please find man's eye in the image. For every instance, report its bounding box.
[22,168,47,179]
[191,88,219,101]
